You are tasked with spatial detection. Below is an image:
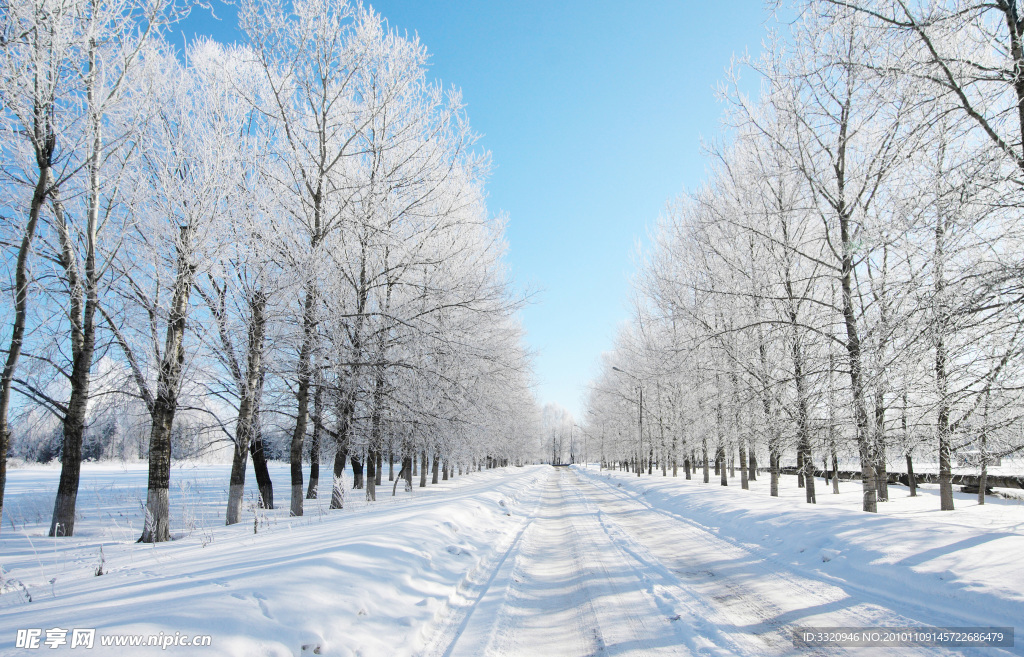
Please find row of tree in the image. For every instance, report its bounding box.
[0,0,540,542]
[583,0,1024,512]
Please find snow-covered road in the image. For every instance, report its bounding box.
[431,468,680,656]
[422,467,1018,657]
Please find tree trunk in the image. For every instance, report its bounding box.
[431,450,440,484]
[837,167,877,512]
[719,446,728,486]
[351,456,364,489]
[330,445,348,510]
[419,449,428,488]
[1,164,49,535]
[306,383,323,499]
[739,440,748,490]
[797,451,805,488]
[225,431,250,526]
[800,441,816,504]
[374,451,382,486]
[289,285,317,517]
[832,451,840,495]
[330,390,354,510]
[748,443,757,481]
[978,410,989,505]
[366,450,377,502]
[403,454,413,492]
[225,294,266,525]
[906,452,917,497]
[48,190,100,537]
[770,446,780,497]
[934,204,954,510]
[250,421,274,509]
[875,398,889,503]
[140,226,197,543]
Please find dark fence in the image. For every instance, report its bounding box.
[774,467,1024,490]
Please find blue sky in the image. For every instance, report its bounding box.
[177,1,769,420]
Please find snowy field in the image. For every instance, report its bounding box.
[0,462,1021,656]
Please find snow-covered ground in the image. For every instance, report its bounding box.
[1,462,1021,655]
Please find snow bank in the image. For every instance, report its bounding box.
[0,463,547,656]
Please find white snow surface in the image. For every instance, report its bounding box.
[0,462,1021,656]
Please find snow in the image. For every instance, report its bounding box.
[1,462,1021,656]
[0,463,548,656]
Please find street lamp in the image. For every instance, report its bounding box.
[612,366,643,477]
[573,422,589,469]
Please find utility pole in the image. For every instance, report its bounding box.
[613,366,643,478]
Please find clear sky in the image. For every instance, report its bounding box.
[176,1,770,420]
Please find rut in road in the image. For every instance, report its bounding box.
[429,468,689,657]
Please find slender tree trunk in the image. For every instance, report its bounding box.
[403,454,413,492]
[366,362,385,501]
[374,451,382,486]
[250,416,273,509]
[140,226,197,543]
[748,442,757,481]
[306,383,323,499]
[875,399,889,502]
[419,449,428,488]
[770,446,780,497]
[1,164,49,534]
[739,440,748,490]
[832,450,840,494]
[839,218,876,512]
[906,452,917,497]
[330,391,354,510]
[934,206,954,510]
[801,443,816,504]
[719,446,728,486]
[979,395,990,505]
[431,450,440,484]
[49,192,99,537]
[226,294,267,525]
[289,282,318,517]
[366,450,376,502]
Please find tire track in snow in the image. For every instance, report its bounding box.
[425,468,726,657]
[478,469,605,657]
[418,470,548,657]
